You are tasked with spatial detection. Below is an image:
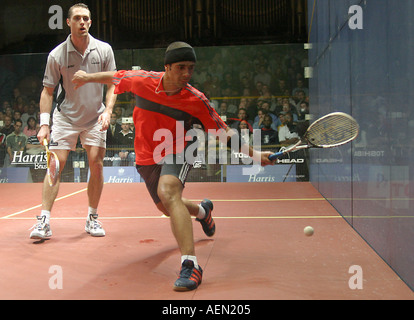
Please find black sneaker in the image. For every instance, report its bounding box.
[173,260,203,291]
[196,199,215,237]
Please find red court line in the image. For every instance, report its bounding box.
[0,182,412,300]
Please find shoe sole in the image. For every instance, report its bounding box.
[198,199,215,237]
[85,227,106,237]
[173,285,196,292]
[173,281,201,292]
[30,232,52,240]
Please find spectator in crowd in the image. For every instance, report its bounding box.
[104,112,122,166]
[221,72,239,95]
[12,88,22,102]
[113,117,135,166]
[2,101,12,112]
[12,110,22,124]
[0,115,14,137]
[107,112,121,145]
[202,73,213,93]
[276,112,286,131]
[207,75,221,97]
[5,119,27,167]
[292,79,309,97]
[23,117,37,137]
[252,80,264,97]
[13,95,25,114]
[237,97,249,111]
[21,103,38,128]
[254,65,272,87]
[230,107,252,130]
[246,99,260,123]
[278,112,300,147]
[273,79,290,96]
[258,84,276,110]
[239,76,255,95]
[3,106,13,120]
[220,89,238,114]
[292,89,307,113]
[218,101,236,123]
[260,115,279,146]
[113,105,124,125]
[192,62,208,86]
[281,98,299,122]
[207,61,223,81]
[253,102,278,127]
[0,131,6,167]
[297,101,309,121]
[238,120,253,147]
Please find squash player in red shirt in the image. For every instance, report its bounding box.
[73,42,274,291]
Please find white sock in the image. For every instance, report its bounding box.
[40,210,51,223]
[87,207,97,219]
[181,255,199,269]
[196,204,206,220]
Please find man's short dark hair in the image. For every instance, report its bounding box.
[68,3,90,19]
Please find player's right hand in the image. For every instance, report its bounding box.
[37,125,50,145]
[72,70,88,89]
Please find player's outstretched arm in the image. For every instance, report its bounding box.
[72,70,116,89]
[224,126,274,166]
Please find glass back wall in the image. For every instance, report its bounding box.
[307,0,414,291]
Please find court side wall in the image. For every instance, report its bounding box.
[307,0,414,291]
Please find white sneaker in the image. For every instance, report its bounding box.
[30,216,52,239]
[85,214,105,237]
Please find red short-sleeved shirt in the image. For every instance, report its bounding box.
[113,70,227,165]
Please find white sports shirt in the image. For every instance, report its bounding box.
[43,34,116,128]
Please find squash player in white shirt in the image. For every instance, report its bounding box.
[30,3,117,239]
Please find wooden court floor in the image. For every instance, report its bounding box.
[0,182,413,300]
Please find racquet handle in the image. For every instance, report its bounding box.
[268,152,284,161]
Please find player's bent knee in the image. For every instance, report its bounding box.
[156,201,170,216]
[157,180,181,206]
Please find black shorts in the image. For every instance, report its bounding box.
[136,154,192,204]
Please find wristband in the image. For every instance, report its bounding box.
[40,113,50,126]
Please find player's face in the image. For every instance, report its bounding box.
[67,7,92,38]
[166,62,195,88]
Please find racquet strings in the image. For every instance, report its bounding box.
[306,113,359,147]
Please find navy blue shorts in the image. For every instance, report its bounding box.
[136,154,192,204]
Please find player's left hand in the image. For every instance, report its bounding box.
[98,111,111,131]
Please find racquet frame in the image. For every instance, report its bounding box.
[269,112,359,161]
[43,138,60,186]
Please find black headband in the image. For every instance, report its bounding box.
[164,46,197,65]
